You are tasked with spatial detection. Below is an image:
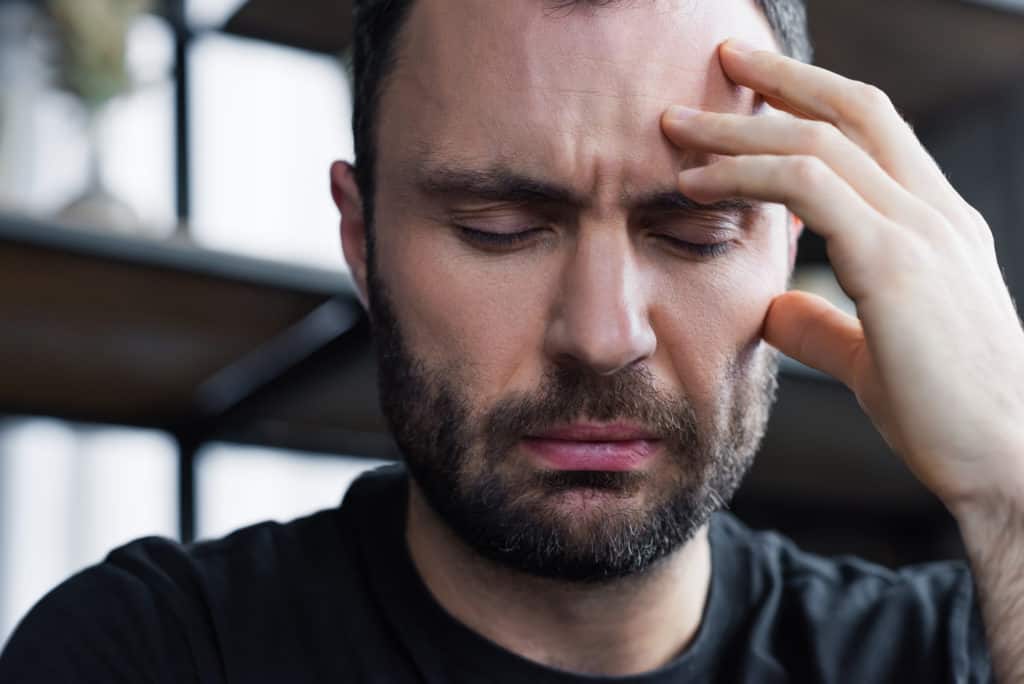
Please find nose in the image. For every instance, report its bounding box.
[544,230,657,375]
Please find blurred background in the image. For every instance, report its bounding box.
[1,0,1023,647]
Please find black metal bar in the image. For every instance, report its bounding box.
[176,433,199,543]
[168,0,192,229]
[194,299,362,419]
[0,415,10,627]
[174,300,363,537]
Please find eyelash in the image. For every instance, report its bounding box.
[654,235,734,258]
[457,225,734,259]
[455,226,544,249]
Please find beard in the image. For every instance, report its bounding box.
[369,272,779,584]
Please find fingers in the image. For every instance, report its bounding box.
[661,107,935,227]
[764,290,866,390]
[762,95,814,121]
[677,154,885,262]
[717,40,965,221]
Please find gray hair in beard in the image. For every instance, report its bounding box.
[369,272,780,583]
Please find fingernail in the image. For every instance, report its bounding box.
[724,38,757,54]
[666,105,700,123]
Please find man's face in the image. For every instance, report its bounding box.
[364,0,792,582]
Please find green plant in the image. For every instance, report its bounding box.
[47,0,152,109]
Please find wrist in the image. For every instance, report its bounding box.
[951,481,1024,552]
[940,431,1024,525]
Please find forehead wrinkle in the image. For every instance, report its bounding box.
[400,152,760,220]
[524,1,765,109]
[380,0,780,214]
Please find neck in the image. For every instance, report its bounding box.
[404,481,712,677]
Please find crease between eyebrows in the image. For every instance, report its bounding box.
[413,163,759,216]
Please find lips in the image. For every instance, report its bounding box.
[521,422,661,471]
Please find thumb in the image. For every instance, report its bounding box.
[764,290,865,390]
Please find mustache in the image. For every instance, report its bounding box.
[480,364,700,455]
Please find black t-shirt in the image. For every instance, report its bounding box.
[0,463,992,682]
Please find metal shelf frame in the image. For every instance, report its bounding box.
[0,213,371,543]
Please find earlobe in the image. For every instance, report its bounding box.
[330,161,370,310]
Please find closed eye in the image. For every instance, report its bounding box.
[455,225,734,258]
[654,234,734,258]
[455,225,545,250]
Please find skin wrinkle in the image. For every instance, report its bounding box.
[347,0,795,675]
[390,1,765,184]
[411,161,762,219]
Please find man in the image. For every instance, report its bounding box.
[2,0,1021,681]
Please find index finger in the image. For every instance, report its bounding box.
[718,40,958,215]
[719,40,897,139]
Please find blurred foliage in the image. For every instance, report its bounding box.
[46,0,152,109]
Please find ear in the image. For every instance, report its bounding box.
[788,212,805,273]
[330,160,370,310]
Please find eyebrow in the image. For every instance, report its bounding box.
[414,164,758,215]
[417,165,584,207]
[630,190,756,216]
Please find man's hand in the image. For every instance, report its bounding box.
[660,39,1024,679]
[662,39,1024,510]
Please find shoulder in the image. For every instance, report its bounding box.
[0,534,213,683]
[710,512,991,683]
[0,507,351,683]
[713,511,970,606]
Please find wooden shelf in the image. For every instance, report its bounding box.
[0,212,394,457]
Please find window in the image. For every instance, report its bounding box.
[189,33,353,270]
[0,421,177,643]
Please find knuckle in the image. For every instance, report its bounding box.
[789,155,831,189]
[856,82,893,111]
[915,205,950,233]
[797,121,837,154]
[944,203,992,246]
[844,82,895,124]
[970,212,996,247]
[978,225,996,249]
[919,209,968,248]
[966,205,985,225]
[966,205,991,235]
[933,216,960,242]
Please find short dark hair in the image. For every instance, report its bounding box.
[351,0,812,232]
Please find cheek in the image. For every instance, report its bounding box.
[378,225,553,402]
[651,247,787,408]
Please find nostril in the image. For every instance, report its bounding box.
[549,321,656,376]
[545,248,655,375]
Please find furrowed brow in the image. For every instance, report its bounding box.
[415,164,588,208]
[412,163,759,216]
[630,190,758,216]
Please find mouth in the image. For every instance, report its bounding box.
[520,422,662,472]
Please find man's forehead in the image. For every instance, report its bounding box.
[381,0,779,199]
[396,0,777,101]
